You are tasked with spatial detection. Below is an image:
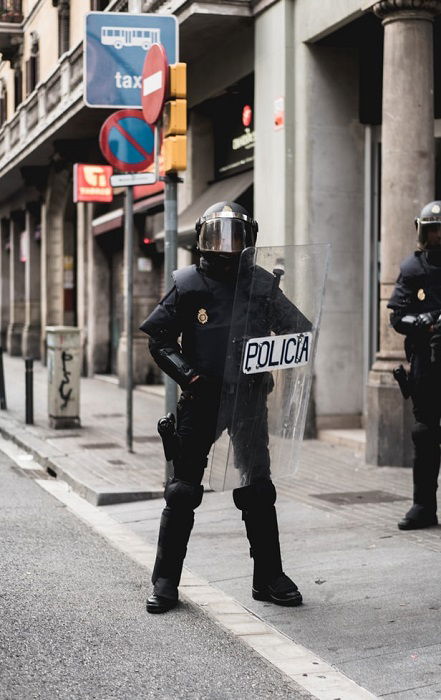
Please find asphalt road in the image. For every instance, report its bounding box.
[0,451,312,700]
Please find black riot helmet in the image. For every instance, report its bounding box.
[415,201,441,249]
[195,202,258,254]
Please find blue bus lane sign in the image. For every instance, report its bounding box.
[85,12,178,108]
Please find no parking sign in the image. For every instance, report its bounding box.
[99,109,155,172]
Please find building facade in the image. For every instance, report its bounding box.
[0,0,440,465]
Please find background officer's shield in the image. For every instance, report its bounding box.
[209,244,330,492]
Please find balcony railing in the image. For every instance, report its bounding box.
[0,0,22,23]
[0,40,84,177]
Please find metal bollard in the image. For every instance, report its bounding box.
[0,346,6,410]
[25,357,34,425]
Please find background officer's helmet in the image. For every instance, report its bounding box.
[415,200,441,248]
[195,201,258,254]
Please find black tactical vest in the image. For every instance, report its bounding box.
[388,251,441,314]
[172,265,237,377]
[141,262,311,380]
[173,264,305,379]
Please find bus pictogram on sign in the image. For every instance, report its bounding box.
[101,26,160,51]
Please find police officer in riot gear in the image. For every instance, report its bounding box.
[140,201,310,614]
[388,200,441,530]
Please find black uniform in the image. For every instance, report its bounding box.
[140,255,311,607]
[388,248,441,524]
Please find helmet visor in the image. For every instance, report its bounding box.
[198,218,250,253]
[419,221,441,248]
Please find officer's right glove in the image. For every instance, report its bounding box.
[414,312,439,329]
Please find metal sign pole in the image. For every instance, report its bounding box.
[124,0,143,454]
[125,186,134,452]
[164,174,178,481]
[154,125,159,182]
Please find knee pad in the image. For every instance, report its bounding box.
[233,479,276,512]
[164,478,203,510]
[412,422,438,447]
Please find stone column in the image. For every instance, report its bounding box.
[367,0,440,466]
[6,213,26,356]
[40,166,69,361]
[22,206,41,358]
[0,219,10,348]
[87,206,110,378]
[40,199,48,362]
[117,235,145,389]
[117,215,161,387]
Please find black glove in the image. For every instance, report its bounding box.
[414,312,438,329]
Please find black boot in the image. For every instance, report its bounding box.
[146,505,194,613]
[398,424,439,531]
[147,479,203,614]
[234,482,302,607]
[252,573,303,606]
[245,506,303,606]
[398,504,438,530]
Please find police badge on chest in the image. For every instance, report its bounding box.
[197,308,208,324]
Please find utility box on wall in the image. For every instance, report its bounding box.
[46,327,82,429]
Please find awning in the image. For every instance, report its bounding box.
[155,169,254,250]
[92,192,164,236]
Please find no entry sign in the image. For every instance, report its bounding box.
[141,43,168,125]
[99,109,155,172]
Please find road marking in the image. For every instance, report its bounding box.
[31,476,377,700]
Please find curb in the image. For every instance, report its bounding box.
[0,412,163,506]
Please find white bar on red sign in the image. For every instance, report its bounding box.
[143,71,162,96]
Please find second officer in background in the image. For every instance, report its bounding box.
[388,200,441,531]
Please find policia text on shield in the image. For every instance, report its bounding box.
[243,332,311,374]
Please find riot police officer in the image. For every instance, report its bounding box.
[140,201,310,614]
[388,200,441,531]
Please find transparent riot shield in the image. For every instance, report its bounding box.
[209,244,330,491]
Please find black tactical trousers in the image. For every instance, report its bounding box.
[410,371,441,515]
[173,384,271,485]
[152,384,279,598]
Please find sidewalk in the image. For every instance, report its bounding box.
[0,355,371,508]
[2,354,441,697]
[0,354,167,504]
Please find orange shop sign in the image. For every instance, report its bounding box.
[73,164,113,203]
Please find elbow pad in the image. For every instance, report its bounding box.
[390,311,415,334]
[149,338,196,388]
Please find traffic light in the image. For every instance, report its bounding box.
[169,62,186,99]
[163,100,186,137]
[163,62,187,173]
